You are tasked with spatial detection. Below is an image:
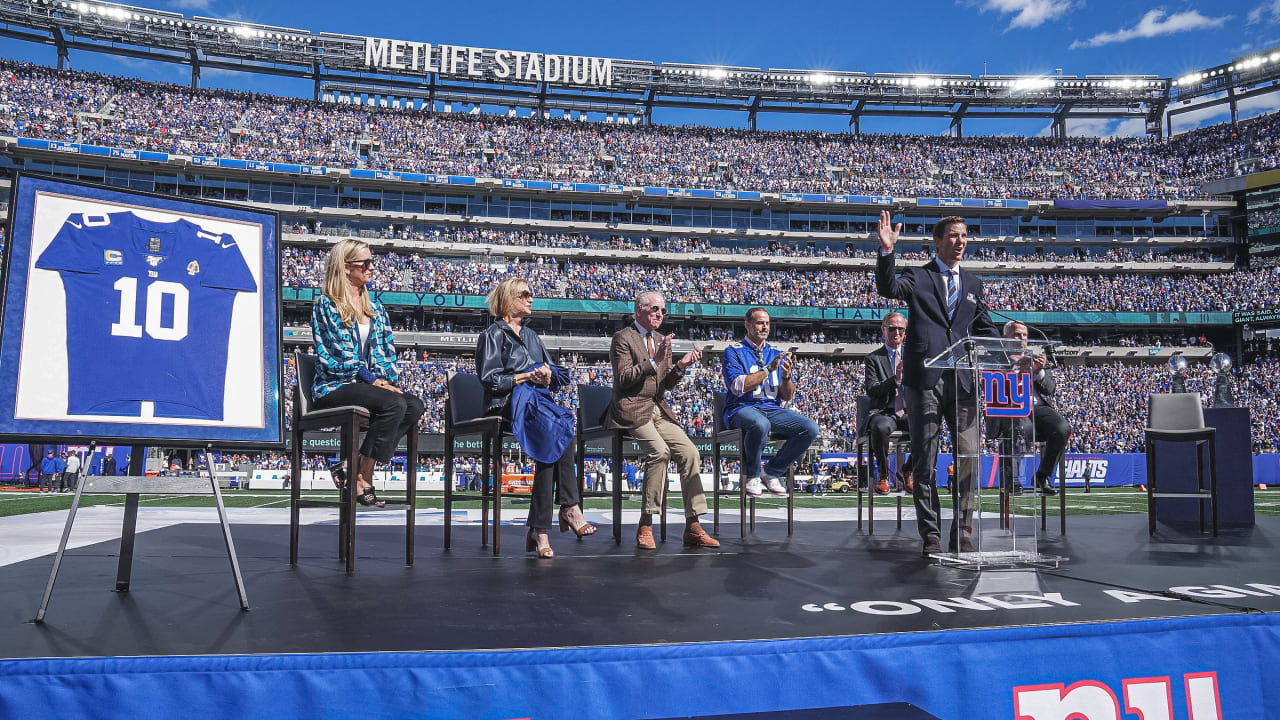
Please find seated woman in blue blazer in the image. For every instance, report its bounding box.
[311,238,425,507]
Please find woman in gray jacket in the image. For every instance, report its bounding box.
[476,277,596,559]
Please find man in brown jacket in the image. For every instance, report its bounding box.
[607,290,718,549]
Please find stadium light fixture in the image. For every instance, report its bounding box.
[708,68,726,80]
[810,73,832,85]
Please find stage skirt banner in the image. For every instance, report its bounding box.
[5,447,1280,486]
[0,613,1276,718]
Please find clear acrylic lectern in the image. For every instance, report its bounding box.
[923,336,1065,570]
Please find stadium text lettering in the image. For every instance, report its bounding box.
[1014,673,1222,720]
[1064,458,1108,481]
[364,38,613,86]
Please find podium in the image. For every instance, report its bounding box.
[924,336,1065,570]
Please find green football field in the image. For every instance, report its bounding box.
[1,486,1276,519]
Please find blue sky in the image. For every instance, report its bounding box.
[0,0,1275,137]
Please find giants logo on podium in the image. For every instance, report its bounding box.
[982,370,1033,418]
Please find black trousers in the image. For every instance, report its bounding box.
[313,383,426,463]
[867,412,911,478]
[1000,406,1071,484]
[497,404,581,529]
[904,376,980,546]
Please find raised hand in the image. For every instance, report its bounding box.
[778,352,794,379]
[877,210,901,253]
[677,345,703,369]
[655,334,671,361]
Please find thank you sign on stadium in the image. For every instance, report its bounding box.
[364,38,613,86]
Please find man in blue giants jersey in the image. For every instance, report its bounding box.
[721,307,820,498]
[35,210,257,421]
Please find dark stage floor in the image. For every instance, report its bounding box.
[2,515,1277,659]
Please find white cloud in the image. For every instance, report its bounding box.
[971,0,1078,30]
[1248,0,1280,24]
[1036,117,1149,137]
[1070,9,1232,49]
[167,0,213,9]
[1168,90,1280,134]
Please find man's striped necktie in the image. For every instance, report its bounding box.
[946,270,959,319]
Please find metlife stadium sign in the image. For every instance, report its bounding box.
[364,38,613,86]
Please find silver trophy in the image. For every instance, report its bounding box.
[1210,352,1235,407]
[1168,353,1189,394]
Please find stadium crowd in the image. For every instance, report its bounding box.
[293,224,1229,263]
[278,246,1277,312]
[3,59,1280,200]
[278,352,1280,455]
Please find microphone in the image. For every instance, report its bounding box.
[987,308,1057,369]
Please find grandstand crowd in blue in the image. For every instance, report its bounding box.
[0,57,1276,471]
[2,59,1280,200]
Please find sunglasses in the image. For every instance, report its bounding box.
[885,327,907,334]
[644,305,666,315]
[518,291,534,300]
[346,258,375,270]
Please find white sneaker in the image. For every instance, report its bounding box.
[764,475,788,496]
[744,477,764,497]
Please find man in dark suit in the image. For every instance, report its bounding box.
[24,443,45,488]
[607,290,718,549]
[997,321,1071,496]
[875,212,999,556]
[864,312,913,496]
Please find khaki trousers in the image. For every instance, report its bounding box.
[630,406,708,519]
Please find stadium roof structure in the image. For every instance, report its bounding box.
[0,0,1275,138]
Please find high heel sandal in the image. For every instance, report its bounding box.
[526,529,554,558]
[558,505,597,538]
[329,463,346,490]
[356,486,386,508]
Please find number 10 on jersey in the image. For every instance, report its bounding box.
[110,277,190,341]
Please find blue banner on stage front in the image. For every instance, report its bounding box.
[1,613,1276,718]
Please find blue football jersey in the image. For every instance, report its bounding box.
[721,340,787,424]
[35,210,257,420]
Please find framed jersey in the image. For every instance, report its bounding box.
[0,174,284,448]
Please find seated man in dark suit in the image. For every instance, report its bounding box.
[863,312,913,496]
[998,321,1071,496]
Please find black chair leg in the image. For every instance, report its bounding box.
[787,467,794,537]
[612,437,624,546]
[1059,454,1067,535]
[443,429,454,550]
[289,427,301,566]
[855,443,864,531]
[480,431,491,548]
[660,482,668,542]
[712,441,721,536]
[1197,441,1206,535]
[491,433,502,557]
[1146,445,1156,537]
[344,417,359,574]
[405,430,417,566]
[1209,437,1218,537]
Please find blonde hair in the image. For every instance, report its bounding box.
[486,277,529,319]
[322,238,376,326]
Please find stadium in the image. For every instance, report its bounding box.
[0,0,1278,717]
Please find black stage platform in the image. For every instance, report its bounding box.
[2,515,1277,659]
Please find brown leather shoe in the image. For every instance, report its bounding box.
[636,525,656,550]
[682,521,720,548]
[875,475,892,495]
[899,469,914,493]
